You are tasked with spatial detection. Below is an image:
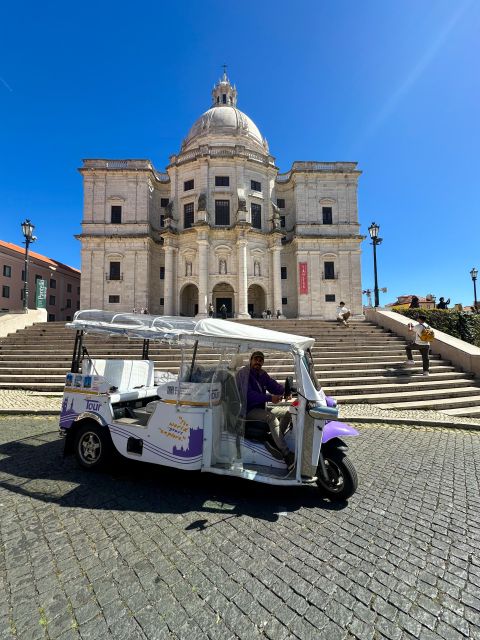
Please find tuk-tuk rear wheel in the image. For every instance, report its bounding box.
[74,422,111,470]
[316,450,358,501]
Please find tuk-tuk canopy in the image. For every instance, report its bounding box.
[68,310,315,353]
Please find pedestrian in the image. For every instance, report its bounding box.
[220,304,227,319]
[208,302,214,318]
[276,309,281,319]
[403,314,434,376]
[336,301,351,326]
[143,308,148,314]
[266,309,272,320]
[262,310,267,319]
[139,307,145,314]
[409,296,420,309]
[132,307,137,314]
[236,351,294,471]
[436,297,450,309]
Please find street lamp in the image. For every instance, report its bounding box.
[21,219,36,313]
[368,222,382,307]
[471,267,478,311]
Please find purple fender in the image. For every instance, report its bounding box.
[322,420,359,444]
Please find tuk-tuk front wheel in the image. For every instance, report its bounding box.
[74,422,111,470]
[316,449,358,501]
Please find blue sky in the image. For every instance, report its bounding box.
[1,0,479,307]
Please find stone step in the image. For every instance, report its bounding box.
[376,395,480,411]
[336,386,480,404]
[324,378,477,396]
[441,406,480,417]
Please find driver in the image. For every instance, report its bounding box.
[236,351,294,470]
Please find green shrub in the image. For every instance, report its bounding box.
[393,308,480,347]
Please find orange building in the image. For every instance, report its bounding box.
[0,240,81,321]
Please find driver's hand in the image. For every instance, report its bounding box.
[271,394,282,404]
[284,394,292,401]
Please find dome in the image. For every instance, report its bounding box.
[180,72,268,153]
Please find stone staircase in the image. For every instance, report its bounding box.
[0,318,479,417]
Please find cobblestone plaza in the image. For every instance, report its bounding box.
[1,416,479,639]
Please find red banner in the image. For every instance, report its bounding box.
[299,262,308,294]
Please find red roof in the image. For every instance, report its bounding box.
[0,240,80,275]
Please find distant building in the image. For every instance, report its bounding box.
[387,294,436,310]
[0,240,81,321]
[78,72,364,319]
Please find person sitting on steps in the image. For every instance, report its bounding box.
[336,302,351,326]
[236,351,294,471]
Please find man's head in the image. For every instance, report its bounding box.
[340,301,345,306]
[439,297,444,302]
[419,314,427,322]
[250,351,265,371]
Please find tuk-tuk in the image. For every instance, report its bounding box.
[59,310,359,501]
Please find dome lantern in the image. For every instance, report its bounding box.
[211,67,237,107]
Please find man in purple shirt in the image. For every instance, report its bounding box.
[236,351,294,470]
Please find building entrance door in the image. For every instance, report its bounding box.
[216,298,232,318]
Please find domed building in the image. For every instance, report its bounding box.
[78,72,363,318]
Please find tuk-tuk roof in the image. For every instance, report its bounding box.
[68,310,314,353]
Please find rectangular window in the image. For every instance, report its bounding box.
[184,202,194,229]
[282,297,287,305]
[160,297,164,306]
[277,199,285,209]
[215,176,230,187]
[322,207,333,225]
[251,180,261,192]
[325,294,336,302]
[109,261,121,280]
[48,313,55,322]
[184,179,194,191]
[215,200,230,226]
[3,265,11,277]
[67,283,72,292]
[2,285,10,298]
[66,316,72,321]
[76,300,80,310]
[280,215,286,228]
[108,295,120,303]
[66,299,72,308]
[324,261,335,279]
[49,295,56,305]
[281,267,287,280]
[50,278,56,289]
[251,203,262,229]
[160,198,170,208]
[160,214,165,228]
[160,267,165,280]
[111,205,122,224]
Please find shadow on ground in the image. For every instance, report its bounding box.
[0,434,347,526]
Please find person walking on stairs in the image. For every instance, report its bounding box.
[404,314,434,376]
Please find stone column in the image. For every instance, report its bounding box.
[271,243,283,317]
[236,239,250,318]
[197,238,209,317]
[164,245,175,315]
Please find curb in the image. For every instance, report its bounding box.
[343,415,480,431]
[0,409,60,416]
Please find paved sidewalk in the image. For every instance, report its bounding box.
[1,388,480,430]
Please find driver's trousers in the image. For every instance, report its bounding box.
[246,406,292,455]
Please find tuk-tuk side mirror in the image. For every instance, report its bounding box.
[284,375,295,398]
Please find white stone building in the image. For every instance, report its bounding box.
[78,73,363,319]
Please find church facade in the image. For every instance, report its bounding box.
[78,73,363,319]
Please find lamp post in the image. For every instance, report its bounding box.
[21,219,36,313]
[471,267,478,311]
[368,222,382,307]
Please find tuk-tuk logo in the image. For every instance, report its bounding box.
[85,399,102,412]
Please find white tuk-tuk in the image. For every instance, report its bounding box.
[59,310,359,501]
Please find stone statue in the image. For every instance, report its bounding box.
[165,201,174,219]
[271,201,281,229]
[197,193,207,211]
[238,197,247,212]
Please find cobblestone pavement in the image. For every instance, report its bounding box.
[0,416,479,639]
